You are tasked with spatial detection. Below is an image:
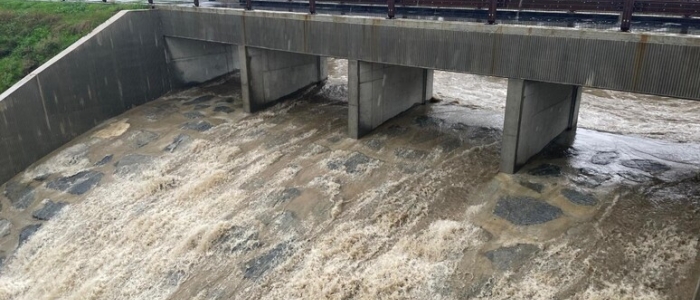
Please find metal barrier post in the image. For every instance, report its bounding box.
[620,0,634,31]
[488,0,497,24]
[194,0,199,7]
[246,0,253,10]
[310,0,316,14]
[388,0,395,19]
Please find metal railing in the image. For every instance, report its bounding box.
[181,0,699,32]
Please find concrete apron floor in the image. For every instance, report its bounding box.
[0,74,698,299]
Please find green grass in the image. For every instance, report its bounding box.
[0,0,146,93]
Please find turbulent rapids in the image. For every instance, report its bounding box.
[0,59,698,299]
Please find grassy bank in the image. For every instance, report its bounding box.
[0,1,145,93]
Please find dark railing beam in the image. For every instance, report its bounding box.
[246,0,253,10]
[194,0,199,7]
[488,0,498,24]
[388,0,396,19]
[621,0,635,31]
[310,0,316,14]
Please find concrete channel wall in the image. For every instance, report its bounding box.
[0,10,175,184]
[159,7,700,101]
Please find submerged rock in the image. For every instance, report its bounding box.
[527,164,562,177]
[519,181,544,193]
[94,155,113,166]
[19,224,41,245]
[394,148,429,160]
[214,226,260,254]
[183,111,205,119]
[328,153,373,174]
[46,171,104,195]
[164,134,191,153]
[364,139,384,151]
[4,181,35,210]
[213,106,234,113]
[114,154,154,175]
[493,196,563,226]
[32,200,67,221]
[591,151,619,165]
[243,242,292,280]
[181,120,213,132]
[193,104,211,110]
[128,130,159,148]
[621,159,670,173]
[485,244,540,271]
[183,95,215,105]
[561,189,598,206]
[271,188,301,206]
[0,219,12,237]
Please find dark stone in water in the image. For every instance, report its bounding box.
[128,130,159,148]
[46,171,104,195]
[166,270,186,286]
[183,111,205,119]
[328,153,372,174]
[32,200,67,221]
[4,181,35,210]
[0,219,12,237]
[114,154,154,175]
[493,196,563,226]
[243,242,291,280]
[33,174,51,182]
[561,189,598,206]
[364,139,384,151]
[440,137,462,152]
[621,159,670,173]
[618,171,653,183]
[573,167,612,188]
[414,116,444,128]
[272,188,301,206]
[485,244,540,271]
[384,125,408,137]
[214,226,260,254]
[591,151,619,165]
[183,95,215,105]
[519,181,544,193]
[164,134,190,153]
[395,148,429,160]
[19,224,41,245]
[95,154,113,166]
[181,120,213,132]
[527,164,562,177]
[326,135,342,143]
[193,104,211,110]
[213,106,234,113]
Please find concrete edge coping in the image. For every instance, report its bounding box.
[0,9,152,102]
[160,6,700,46]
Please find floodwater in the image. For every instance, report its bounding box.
[0,59,699,299]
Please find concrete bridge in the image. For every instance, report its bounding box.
[1,5,700,184]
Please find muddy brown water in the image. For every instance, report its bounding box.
[0,60,699,299]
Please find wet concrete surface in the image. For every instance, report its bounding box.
[0,65,698,299]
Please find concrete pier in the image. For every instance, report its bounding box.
[348,60,433,139]
[238,46,327,113]
[500,79,582,174]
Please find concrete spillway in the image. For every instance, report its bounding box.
[0,71,698,299]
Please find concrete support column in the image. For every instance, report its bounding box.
[238,46,327,113]
[348,60,433,139]
[500,79,582,174]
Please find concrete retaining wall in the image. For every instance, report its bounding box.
[0,10,174,184]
